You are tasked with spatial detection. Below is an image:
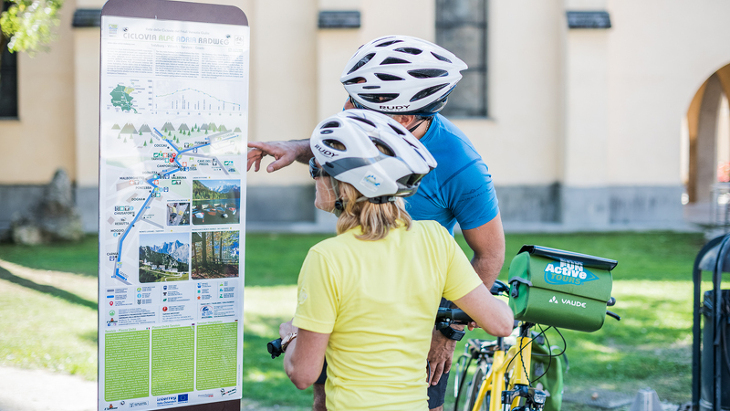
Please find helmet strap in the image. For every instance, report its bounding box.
[407,117,432,134]
[330,177,344,217]
[408,120,424,133]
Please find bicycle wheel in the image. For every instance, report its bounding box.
[462,362,488,411]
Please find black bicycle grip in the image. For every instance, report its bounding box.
[268,338,284,359]
[436,307,473,325]
[490,279,510,296]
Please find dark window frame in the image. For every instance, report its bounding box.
[0,0,19,119]
[436,0,488,118]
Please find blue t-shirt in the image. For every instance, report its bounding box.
[404,114,499,234]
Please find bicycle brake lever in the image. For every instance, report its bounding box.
[606,310,621,321]
[267,338,284,359]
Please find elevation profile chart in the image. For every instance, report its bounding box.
[155,81,246,115]
[97,0,248,409]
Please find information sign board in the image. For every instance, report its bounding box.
[98,0,248,409]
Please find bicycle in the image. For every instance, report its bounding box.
[440,299,619,411]
[444,245,621,411]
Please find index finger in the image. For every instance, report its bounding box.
[247,141,269,150]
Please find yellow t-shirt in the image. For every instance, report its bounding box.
[292,220,483,411]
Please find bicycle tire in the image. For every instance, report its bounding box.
[463,362,489,411]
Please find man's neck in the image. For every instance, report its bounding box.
[410,117,432,139]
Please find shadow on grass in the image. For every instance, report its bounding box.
[0,266,97,310]
[0,235,99,277]
[80,329,99,344]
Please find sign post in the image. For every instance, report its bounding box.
[98,0,248,409]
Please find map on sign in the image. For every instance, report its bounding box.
[99,10,248,409]
[106,79,153,114]
[110,84,139,113]
[102,121,243,286]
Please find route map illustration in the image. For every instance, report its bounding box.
[107,125,240,285]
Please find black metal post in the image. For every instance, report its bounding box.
[713,236,730,411]
[692,235,724,410]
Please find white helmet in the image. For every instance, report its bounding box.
[310,110,437,204]
[340,35,468,116]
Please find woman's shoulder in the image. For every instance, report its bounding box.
[410,220,451,239]
[309,230,360,255]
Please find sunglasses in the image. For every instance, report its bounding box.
[309,157,329,179]
[349,96,366,110]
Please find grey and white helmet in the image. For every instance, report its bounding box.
[310,110,437,203]
[340,35,467,116]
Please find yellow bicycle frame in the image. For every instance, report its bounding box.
[469,335,532,411]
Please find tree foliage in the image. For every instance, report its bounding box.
[0,0,63,54]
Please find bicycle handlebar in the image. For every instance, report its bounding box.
[436,307,473,325]
[266,280,619,359]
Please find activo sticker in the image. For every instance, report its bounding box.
[544,260,598,285]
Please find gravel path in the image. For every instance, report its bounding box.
[0,366,96,411]
[0,366,305,411]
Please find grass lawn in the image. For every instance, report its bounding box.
[0,231,721,409]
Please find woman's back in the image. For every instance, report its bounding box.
[293,220,482,410]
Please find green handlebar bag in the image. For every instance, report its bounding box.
[508,245,617,332]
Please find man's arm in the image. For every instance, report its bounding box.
[462,212,505,288]
[247,139,313,173]
[426,213,505,387]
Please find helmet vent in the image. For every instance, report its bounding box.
[388,124,406,136]
[381,57,410,65]
[410,84,448,102]
[347,53,376,74]
[394,47,422,55]
[408,69,448,79]
[363,86,381,90]
[370,138,395,156]
[322,139,345,151]
[402,138,421,149]
[430,52,452,63]
[320,130,334,134]
[401,139,429,163]
[321,121,341,129]
[343,77,366,85]
[375,39,403,47]
[374,73,404,81]
[358,93,399,103]
[346,116,377,128]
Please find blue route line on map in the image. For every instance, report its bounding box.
[111,128,235,283]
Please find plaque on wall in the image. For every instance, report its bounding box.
[566,11,611,29]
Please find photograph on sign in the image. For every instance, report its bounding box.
[97,2,248,409]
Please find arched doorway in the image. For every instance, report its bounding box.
[684,63,730,225]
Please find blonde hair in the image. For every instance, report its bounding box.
[335,180,412,241]
[326,139,412,240]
